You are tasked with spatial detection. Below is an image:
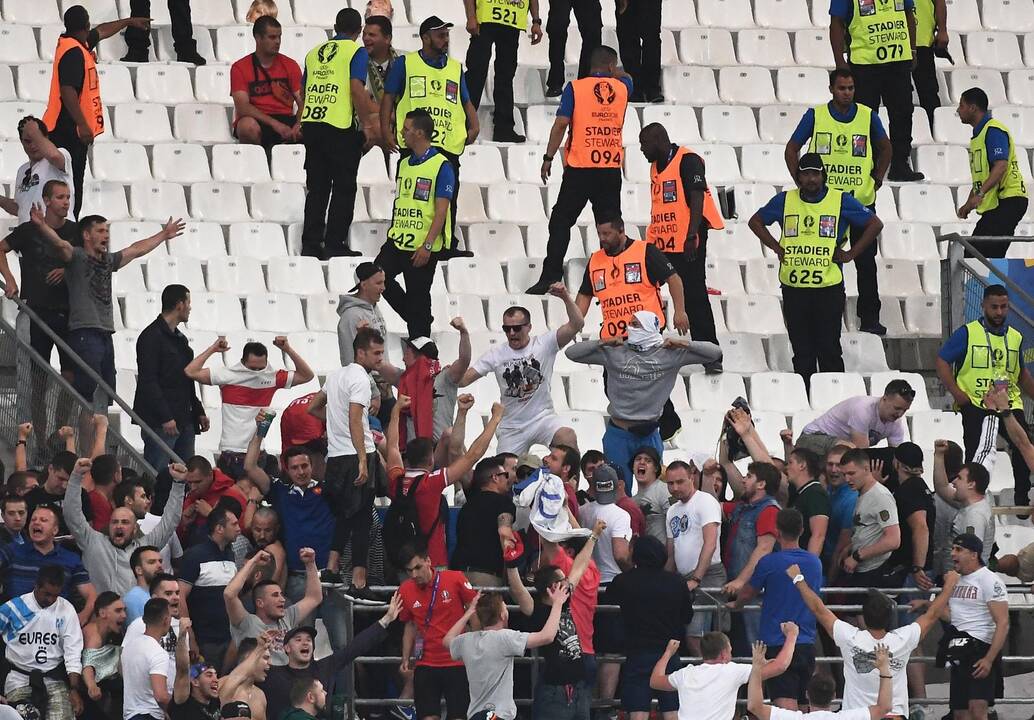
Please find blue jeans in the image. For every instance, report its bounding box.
[286,572,350,691]
[534,681,591,720]
[143,423,195,472]
[67,328,116,412]
[602,422,662,494]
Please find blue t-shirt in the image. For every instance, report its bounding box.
[300,35,369,89]
[789,103,889,146]
[268,480,336,571]
[123,585,150,625]
[830,0,915,22]
[557,74,635,118]
[825,482,859,561]
[384,50,471,103]
[749,548,823,646]
[0,542,90,600]
[972,113,1011,166]
[757,187,875,240]
[406,147,456,200]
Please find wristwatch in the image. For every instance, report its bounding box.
[792,573,805,585]
[542,153,554,162]
[851,549,863,563]
[910,565,924,574]
[532,17,542,23]
[422,241,434,251]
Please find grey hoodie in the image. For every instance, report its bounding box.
[337,293,387,365]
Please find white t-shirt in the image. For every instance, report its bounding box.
[13,150,75,223]
[666,491,722,575]
[771,707,871,720]
[324,363,374,456]
[578,501,633,584]
[949,566,1008,644]
[833,619,921,717]
[123,616,183,694]
[209,363,295,451]
[121,632,169,719]
[472,331,560,430]
[668,661,752,720]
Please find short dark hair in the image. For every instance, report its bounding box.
[473,457,504,490]
[252,578,280,602]
[700,632,729,660]
[861,589,894,631]
[282,445,312,465]
[31,504,60,524]
[962,462,991,494]
[37,564,66,589]
[984,283,1008,299]
[475,592,506,627]
[503,306,531,325]
[242,342,268,362]
[589,45,618,68]
[405,438,434,468]
[961,87,990,112]
[883,379,915,402]
[747,461,781,496]
[1,494,26,513]
[365,15,393,37]
[143,598,170,626]
[405,108,435,140]
[49,451,76,474]
[161,284,190,313]
[206,506,235,536]
[18,116,47,139]
[596,209,625,231]
[397,540,429,568]
[42,179,67,199]
[665,460,694,477]
[807,673,836,708]
[335,7,363,34]
[253,14,281,37]
[91,454,119,487]
[579,449,605,474]
[532,564,563,595]
[64,5,90,33]
[130,545,161,573]
[290,677,320,707]
[148,572,178,595]
[114,478,148,508]
[828,67,853,86]
[94,590,121,614]
[839,448,870,468]
[238,637,259,658]
[776,508,804,540]
[186,455,213,474]
[353,327,385,353]
[5,472,35,496]
[550,444,581,482]
[789,448,821,480]
[78,215,108,240]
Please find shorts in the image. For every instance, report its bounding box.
[949,653,1001,710]
[414,665,469,720]
[687,563,727,638]
[621,652,679,712]
[495,415,566,456]
[7,681,73,720]
[765,642,815,705]
[233,112,297,151]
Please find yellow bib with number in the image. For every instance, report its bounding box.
[779,188,845,289]
[476,0,530,29]
[389,150,453,253]
[847,0,913,65]
[969,117,1028,215]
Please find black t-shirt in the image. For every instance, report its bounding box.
[889,475,935,569]
[513,601,584,685]
[450,488,516,576]
[169,695,221,720]
[25,484,92,535]
[791,481,832,552]
[654,143,708,194]
[52,31,100,143]
[5,220,80,311]
[578,239,675,297]
[604,567,693,654]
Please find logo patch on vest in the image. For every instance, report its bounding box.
[858,0,875,15]
[592,269,607,292]
[879,509,890,521]
[836,133,849,149]
[317,42,338,64]
[624,263,642,284]
[445,80,458,103]
[852,134,868,157]
[894,0,905,9]
[413,177,432,202]
[819,215,837,238]
[814,132,832,155]
[593,81,616,105]
[784,215,799,237]
[662,180,677,203]
[410,76,426,98]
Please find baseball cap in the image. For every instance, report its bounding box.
[404,336,439,359]
[798,153,824,173]
[419,15,453,35]
[221,701,252,719]
[517,453,542,471]
[632,446,661,472]
[349,261,383,292]
[284,625,318,643]
[953,532,984,560]
[189,662,214,680]
[894,442,924,471]
[593,464,618,504]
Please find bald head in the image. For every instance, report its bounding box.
[640,122,671,163]
[109,507,138,547]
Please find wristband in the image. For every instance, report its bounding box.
[543,154,554,162]
[879,675,892,679]
[851,549,863,563]
[911,565,923,574]
[688,576,701,584]
[16,440,25,445]
[532,17,542,23]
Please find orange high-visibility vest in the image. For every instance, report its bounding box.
[565,77,627,169]
[647,146,725,253]
[587,239,666,339]
[43,36,104,137]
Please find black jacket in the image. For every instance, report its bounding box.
[132,315,204,429]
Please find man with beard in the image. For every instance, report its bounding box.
[247,506,287,589]
[219,634,273,720]
[124,574,187,700]
[64,457,186,593]
[284,677,330,720]
[119,478,183,575]
[171,617,220,720]
[124,546,165,624]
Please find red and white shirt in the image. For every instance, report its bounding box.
[209,363,295,451]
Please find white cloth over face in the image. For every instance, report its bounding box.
[515,469,591,542]
[626,310,663,352]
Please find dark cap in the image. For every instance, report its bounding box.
[894,442,924,471]
[798,153,824,173]
[632,446,661,472]
[220,701,252,719]
[349,262,383,292]
[419,15,453,35]
[404,336,439,359]
[284,625,317,643]
[593,464,618,503]
[953,532,984,560]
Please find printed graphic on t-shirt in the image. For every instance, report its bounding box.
[556,605,582,661]
[87,256,114,308]
[500,357,544,401]
[847,644,906,675]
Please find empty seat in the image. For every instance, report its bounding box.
[191,182,250,223]
[705,258,746,295]
[207,256,266,293]
[719,67,776,105]
[793,29,831,66]
[620,183,652,224]
[678,28,737,65]
[983,0,1034,32]
[122,292,161,330]
[910,410,965,449]
[110,222,163,255]
[776,67,829,105]
[701,105,759,144]
[967,31,1025,69]
[841,332,890,373]
[195,65,232,105]
[717,333,768,373]
[880,222,940,260]
[113,262,146,294]
[876,261,926,297]
[432,294,489,332]
[270,144,305,183]
[16,63,51,102]
[463,145,506,185]
[245,293,306,333]
[5,0,61,23]
[174,104,233,143]
[215,25,254,62]
[932,106,972,145]
[809,372,867,410]
[754,0,811,28]
[250,182,305,224]
[228,223,287,259]
[712,226,766,262]
[82,182,129,220]
[152,143,212,183]
[868,371,930,412]
[743,258,782,294]
[213,144,271,183]
[1008,69,1034,105]
[447,259,508,296]
[698,0,755,28]
[731,183,777,220]
[488,184,546,223]
[268,256,326,294]
[567,372,610,413]
[641,106,702,144]
[169,222,227,260]
[897,185,957,223]
[758,105,808,143]
[506,258,544,294]
[738,30,794,66]
[145,256,205,293]
[741,144,793,184]
[293,0,338,25]
[136,65,195,104]
[279,26,330,64]
[0,68,14,102]
[456,185,489,224]
[303,293,340,333]
[677,410,727,453]
[155,25,216,64]
[0,25,39,63]
[466,224,526,260]
[689,371,746,411]
[91,143,152,183]
[663,66,720,105]
[915,145,972,184]
[750,371,809,414]
[944,0,983,31]
[725,294,787,334]
[752,411,789,454]
[130,182,190,221]
[904,295,942,335]
[694,145,741,184]
[949,69,1008,106]
[114,103,173,143]
[188,292,245,332]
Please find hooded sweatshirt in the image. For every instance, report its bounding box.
[180,469,248,540]
[337,294,387,365]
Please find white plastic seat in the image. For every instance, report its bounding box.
[663,67,720,105]
[741,144,794,184]
[776,67,829,105]
[207,256,266,294]
[431,294,489,333]
[967,31,1024,69]
[738,30,793,66]
[293,0,337,24]
[688,372,747,411]
[525,105,559,145]
[752,411,789,454]
[809,372,867,411]
[279,27,330,65]
[466,224,526,260]
[82,182,129,220]
[750,371,809,414]
[122,292,161,330]
[641,106,702,144]
[506,259,544,294]
[113,262,146,294]
[915,145,973,184]
[109,222,163,256]
[880,222,939,262]
[717,333,768,373]
[897,185,957,223]
[145,256,205,293]
[567,372,610,413]
[447,259,508,296]
[678,28,737,65]
[697,0,755,28]
[910,410,965,449]
[1007,69,1034,105]
[285,332,338,375]
[725,293,787,336]
[462,145,506,185]
[5,0,61,23]
[456,185,489,224]
[488,184,546,223]
[983,0,1034,32]
[793,30,831,66]
[91,143,152,183]
[949,69,1008,106]
[303,294,340,333]
[705,258,745,296]
[115,103,173,144]
[486,295,547,332]
[174,104,233,143]
[245,293,306,333]
[268,256,326,295]
[169,222,227,260]
[155,24,216,64]
[868,371,930,412]
[676,410,726,453]
[507,145,559,185]
[620,183,652,224]
[195,65,232,105]
[228,223,287,259]
[718,67,776,105]
[270,144,305,183]
[16,63,51,103]
[692,146,741,184]
[130,182,190,222]
[187,292,245,332]
[212,144,271,184]
[742,258,782,294]
[876,261,925,298]
[215,26,253,63]
[0,25,39,63]
[250,182,305,224]
[0,102,45,140]
[701,105,760,144]
[731,183,777,221]
[758,105,807,143]
[839,332,889,373]
[152,143,212,183]
[136,65,195,104]
[932,106,972,145]
[944,0,983,31]
[0,68,14,102]
[754,0,811,28]
[191,182,250,222]
[904,295,942,335]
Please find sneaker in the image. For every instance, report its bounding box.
[525,278,558,294]
[342,585,386,605]
[888,164,925,182]
[859,322,887,336]
[325,247,363,258]
[390,706,416,720]
[121,51,149,62]
[704,360,724,375]
[177,51,207,65]
[493,129,526,143]
[706,286,722,295]
[545,86,563,98]
[319,569,343,584]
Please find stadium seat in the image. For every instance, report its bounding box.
[809,372,867,410]
[155,25,216,64]
[641,106,702,145]
[557,412,606,450]
[741,144,794,184]
[113,262,146,294]
[983,0,1034,32]
[302,293,340,334]
[793,30,831,66]
[213,144,271,184]
[967,31,1025,69]
[245,293,306,333]
[488,184,547,223]
[742,257,782,295]
[82,181,129,221]
[145,256,205,293]
[712,225,765,262]
[0,68,14,102]
[698,0,755,28]
[752,411,788,454]
[701,105,760,144]
[764,333,793,373]
[725,295,787,335]
[249,182,305,224]
[207,256,267,294]
[215,26,253,63]
[268,256,326,294]
[191,182,250,223]
[910,410,965,447]
[169,222,227,260]
[270,144,305,184]
[115,103,173,143]
[1007,69,1034,105]
[466,224,526,260]
[897,185,957,223]
[292,0,339,25]
[279,27,330,65]
[904,295,942,335]
[738,30,794,66]
[187,292,246,333]
[876,261,926,298]
[949,69,1008,106]
[677,410,726,453]
[705,258,746,295]
[5,0,61,23]
[869,371,930,412]
[663,66,720,104]
[758,105,807,143]
[110,222,163,255]
[776,67,829,105]
[750,371,810,414]
[448,259,508,296]
[286,332,339,375]
[0,102,44,140]
[16,62,51,103]
[662,0,698,27]
[152,143,212,184]
[122,292,161,330]
[567,372,610,413]
[136,65,195,104]
[915,144,974,184]
[463,145,506,185]
[718,67,776,105]
[507,145,558,185]
[92,143,152,183]
[528,223,583,259]
[620,183,652,224]
[506,259,544,294]
[174,104,234,143]
[130,182,190,222]
[754,0,811,28]
[790,410,821,435]
[932,106,972,145]
[880,222,940,261]
[732,183,777,219]
[841,332,890,373]
[944,0,983,31]
[677,28,737,65]
[195,65,232,105]
[0,25,39,64]
[432,294,489,332]
[694,145,741,184]
[717,333,768,373]
[457,184,489,224]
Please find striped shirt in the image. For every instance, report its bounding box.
[0,542,90,600]
[0,591,83,692]
[209,363,295,452]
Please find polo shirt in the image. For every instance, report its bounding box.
[267,480,335,571]
[398,570,478,668]
[179,538,236,642]
[0,541,90,599]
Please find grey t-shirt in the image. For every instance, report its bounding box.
[931,494,958,577]
[432,369,459,441]
[449,629,529,720]
[65,246,123,332]
[229,603,302,666]
[952,497,995,565]
[851,482,899,573]
[635,480,671,546]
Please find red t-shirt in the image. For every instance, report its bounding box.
[721,501,779,571]
[399,570,478,668]
[551,546,600,655]
[229,53,301,118]
[387,466,448,568]
[88,491,112,532]
[280,392,326,449]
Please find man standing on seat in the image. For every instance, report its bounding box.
[122,0,207,65]
[528,46,630,294]
[616,0,663,102]
[785,69,892,336]
[1,116,75,223]
[300,9,380,260]
[911,0,947,132]
[639,122,725,368]
[544,0,603,96]
[464,0,542,143]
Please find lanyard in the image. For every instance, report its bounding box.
[982,322,1008,375]
[424,571,442,630]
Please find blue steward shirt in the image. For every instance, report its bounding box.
[790,103,889,147]
[972,112,1012,166]
[405,147,456,200]
[557,73,635,118]
[267,480,336,571]
[830,0,915,22]
[938,316,1029,364]
[757,186,875,239]
[384,50,471,103]
[0,541,90,600]
[749,547,823,646]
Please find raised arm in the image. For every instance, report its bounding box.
[442,591,480,652]
[746,641,773,720]
[307,390,327,422]
[915,570,959,637]
[29,205,74,262]
[505,565,534,617]
[292,548,323,619]
[385,395,407,470]
[550,283,585,347]
[785,563,837,635]
[727,408,775,464]
[567,520,604,588]
[119,218,185,266]
[95,16,151,41]
[869,643,893,720]
[244,412,273,495]
[183,337,228,386]
[64,458,101,546]
[446,402,505,486]
[759,622,798,680]
[446,318,472,384]
[173,617,193,704]
[223,550,269,627]
[527,585,571,648]
[649,639,681,692]
[275,335,315,385]
[140,463,187,548]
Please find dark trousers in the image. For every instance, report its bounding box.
[398,149,461,251]
[67,328,116,412]
[546,0,603,89]
[853,203,881,327]
[782,283,845,390]
[325,454,376,567]
[961,404,1031,506]
[665,230,719,345]
[52,134,87,218]
[301,123,363,258]
[973,196,1030,258]
[375,241,438,338]
[143,423,195,473]
[465,23,520,133]
[851,60,914,168]
[912,45,941,131]
[542,166,622,281]
[125,0,198,57]
[615,0,661,98]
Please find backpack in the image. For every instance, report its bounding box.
[383,471,445,566]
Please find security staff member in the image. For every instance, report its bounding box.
[639,122,724,371]
[935,284,1034,507]
[527,45,631,294]
[785,68,892,336]
[375,109,454,339]
[956,87,1029,258]
[380,16,479,258]
[464,0,542,143]
[830,0,924,182]
[299,8,379,260]
[748,154,883,389]
[912,0,947,132]
[43,6,150,217]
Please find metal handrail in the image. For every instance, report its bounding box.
[941,233,1034,337]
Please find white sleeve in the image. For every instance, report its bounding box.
[666,667,684,689]
[733,662,753,686]
[62,606,84,674]
[448,635,467,662]
[665,508,676,539]
[347,368,372,407]
[471,346,499,377]
[832,619,854,650]
[149,644,169,677]
[612,509,633,541]
[769,708,804,720]
[839,708,874,720]
[900,623,922,653]
[701,493,723,526]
